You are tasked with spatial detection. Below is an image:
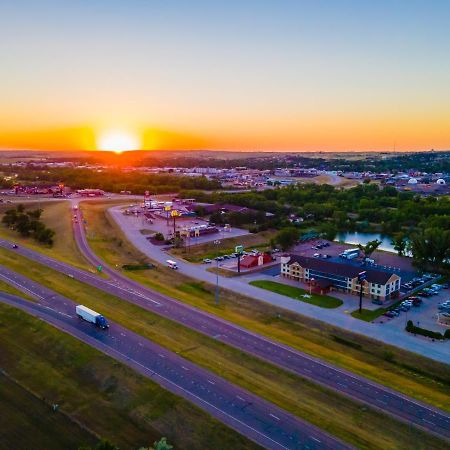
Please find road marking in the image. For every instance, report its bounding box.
[181,366,189,371]
[270,413,280,421]
[208,380,215,385]
[158,354,165,358]
[311,437,321,443]
[237,395,246,401]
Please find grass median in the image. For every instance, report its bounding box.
[1,247,449,449]
[0,303,257,450]
[250,279,343,308]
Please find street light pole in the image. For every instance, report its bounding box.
[214,239,221,305]
[310,277,315,295]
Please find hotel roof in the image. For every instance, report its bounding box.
[286,255,397,285]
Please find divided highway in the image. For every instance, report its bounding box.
[0,278,349,450]
[0,211,448,442]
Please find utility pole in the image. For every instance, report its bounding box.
[214,239,221,305]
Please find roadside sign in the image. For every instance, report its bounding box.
[164,205,171,212]
[358,271,367,282]
[235,245,244,254]
[97,265,103,273]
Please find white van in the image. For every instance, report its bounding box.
[166,260,178,270]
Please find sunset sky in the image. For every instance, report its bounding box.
[1,1,449,152]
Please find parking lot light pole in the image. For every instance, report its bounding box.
[310,277,315,295]
[214,239,221,305]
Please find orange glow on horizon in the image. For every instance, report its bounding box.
[0,117,449,152]
[97,129,141,154]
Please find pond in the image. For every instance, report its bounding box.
[335,232,398,254]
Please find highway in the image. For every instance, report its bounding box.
[0,210,447,441]
[0,276,349,450]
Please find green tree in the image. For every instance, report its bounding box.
[274,227,299,251]
[391,233,408,257]
[138,437,173,450]
[409,228,450,272]
[357,239,382,259]
[320,223,338,241]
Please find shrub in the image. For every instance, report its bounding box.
[405,322,444,340]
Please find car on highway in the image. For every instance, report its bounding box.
[12,243,18,249]
[203,258,212,264]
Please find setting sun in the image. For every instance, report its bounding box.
[97,130,140,153]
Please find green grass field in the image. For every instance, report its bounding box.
[1,247,449,449]
[0,278,35,301]
[78,201,450,415]
[0,373,97,450]
[250,279,343,308]
[0,303,259,450]
[0,200,90,270]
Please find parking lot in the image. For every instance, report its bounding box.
[375,281,450,333]
[121,207,249,245]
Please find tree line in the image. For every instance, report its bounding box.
[182,183,450,272]
[2,204,55,245]
[2,167,221,193]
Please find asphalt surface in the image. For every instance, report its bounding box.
[0,279,348,450]
[0,210,448,441]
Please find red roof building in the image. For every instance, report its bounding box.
[240,253,273,269]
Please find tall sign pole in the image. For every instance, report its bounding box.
[235,245,244,274]
[358,271,367,314]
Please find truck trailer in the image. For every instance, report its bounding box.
[75,305,109,329]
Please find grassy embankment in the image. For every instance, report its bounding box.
[80,201,450,413]
[0,303,258,450]
[0,200,90,270]
[250,280,343,308]
[2,247,448,449]
[169,230,276,262]
[0,372,97,450]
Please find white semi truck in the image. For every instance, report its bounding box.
[76,305,109,329]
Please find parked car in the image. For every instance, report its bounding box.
[442,283,449,289]
[384,311,395,318]
[203,258,212,263]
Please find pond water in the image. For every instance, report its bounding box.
[335,232,398,253]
